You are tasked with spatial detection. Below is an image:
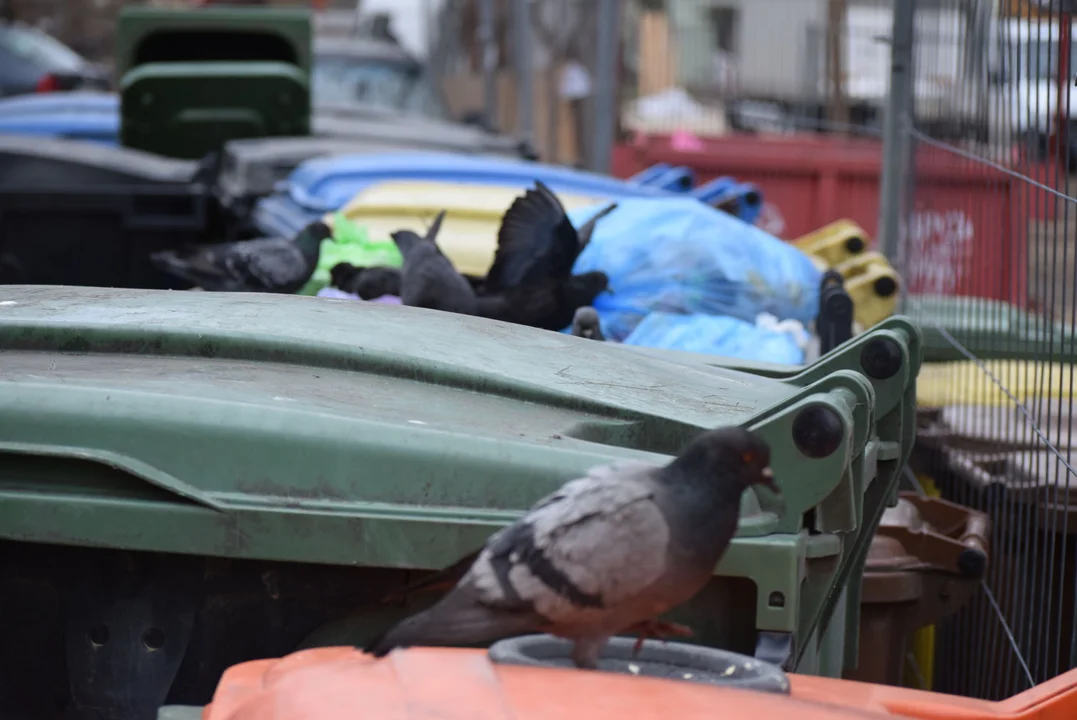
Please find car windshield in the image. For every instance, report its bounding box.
[312,54,451,121]
[0,25,85,71]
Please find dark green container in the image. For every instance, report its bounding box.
[0,287,920,718]
[116,6,312,159]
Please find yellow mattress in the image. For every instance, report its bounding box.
[329,180,609,278]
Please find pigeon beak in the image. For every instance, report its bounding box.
[758,466,781,495]
[604,286,616,296]
[758,467,784,517]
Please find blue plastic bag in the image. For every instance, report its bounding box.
[567,197,821,341]
[622,312,806,365]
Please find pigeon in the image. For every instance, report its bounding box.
[329,263,402,300]
[149,221,331,293]
[474,271,610,332]
[570,306,605,341]
[363,426,779,669]
[484,180,617,294]
[392,211,478,314]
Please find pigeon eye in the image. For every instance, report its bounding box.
[742,453,754,463]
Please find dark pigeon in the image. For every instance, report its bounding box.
[149,221,331,293]
[329,263,402,300]
[328,262,361,291]
[570,306,605,341]
[484,180,617,293]
[474,271,610,332]
[362,426,779,669]
[392,211,478,314]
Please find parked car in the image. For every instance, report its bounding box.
[312,36,453,123]
[0,22,110,98]
[311,35,534,158]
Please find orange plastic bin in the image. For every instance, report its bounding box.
[196,646,1077,720]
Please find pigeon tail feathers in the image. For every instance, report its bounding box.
[362,597,538,658]
[149,250,227,289]
[424,210,447,244]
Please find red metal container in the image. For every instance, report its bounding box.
[612,133,1026,306]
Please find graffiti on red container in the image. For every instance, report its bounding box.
[905,208,975,294]
[756,202,786,237]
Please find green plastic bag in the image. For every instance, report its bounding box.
[297,213,404,295]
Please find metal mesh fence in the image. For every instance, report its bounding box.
[427,0,1077,700]
[899,0,1077,701]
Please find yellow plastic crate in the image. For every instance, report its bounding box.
[794,219,870,268]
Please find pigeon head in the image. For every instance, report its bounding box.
[571,306,602,339]
[566,271,612,305]
[329,262,360,290]
[669,427,778,498]
[390,229,425,259]
[392,209,448,260]
[295,221,333,259]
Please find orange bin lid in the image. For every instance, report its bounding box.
[202,646,1077,720]
[201,647,896,720]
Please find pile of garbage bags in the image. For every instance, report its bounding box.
[306,193,821,365]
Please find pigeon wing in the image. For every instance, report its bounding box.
[576,202,618,250]
[361,460,668,657]
[466,461,671,623]
[151,243,248,291]
[485,181,581,292]
[226,239,310,292]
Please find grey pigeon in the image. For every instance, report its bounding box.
[484,180,617,293]
[570,306,605,341]
[363,426,779,669]
[392,211,478,314]
[149,221,331,293]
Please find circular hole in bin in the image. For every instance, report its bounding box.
[488,635,790,693]
[873,276,898,298]
[88,624,109,647]
[845,236,866,253]
[768,592,786,608]
[142,628,166,651]
[792,405,844,459]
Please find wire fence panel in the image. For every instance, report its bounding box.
[901,0,1077,701]
[424,0,1077,699]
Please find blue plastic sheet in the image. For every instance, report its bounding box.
[0,91,119,145]
[621,312,806,364]
[567,197,821,341]
[283,151,671,214]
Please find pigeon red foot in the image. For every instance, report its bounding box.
[627,619,695,655]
